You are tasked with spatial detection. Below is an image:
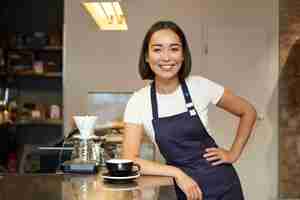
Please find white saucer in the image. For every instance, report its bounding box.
[101,172,140,180]
[103,185,139,191]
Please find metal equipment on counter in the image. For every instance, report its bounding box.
[61,122,123,173]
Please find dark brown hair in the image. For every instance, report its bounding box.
[138,21,192,80]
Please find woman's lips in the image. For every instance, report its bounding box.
[158,64,176,70]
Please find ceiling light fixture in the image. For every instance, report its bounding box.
[82,0,128,31]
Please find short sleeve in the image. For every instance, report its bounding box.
[123,92,143,125]
[206,79,225,105]
[188,76,225,105]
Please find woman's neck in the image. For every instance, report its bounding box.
[154,77,180,94]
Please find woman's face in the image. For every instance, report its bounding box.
[146,29,184,81]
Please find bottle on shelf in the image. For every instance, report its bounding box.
[0,104,5,124]
[0,48,5,72]
[7,152,17,173]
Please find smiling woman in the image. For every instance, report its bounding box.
[122,21,257,200]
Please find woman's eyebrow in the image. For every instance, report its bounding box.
[150,43,182,47]
[150,44,163,48]
[170,43,182,47]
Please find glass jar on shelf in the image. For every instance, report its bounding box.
[0,48,5,72]
[8,101,18,122]
[0,104,5,124]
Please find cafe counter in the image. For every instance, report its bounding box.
[0,172,177,200]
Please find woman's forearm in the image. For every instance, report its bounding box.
[216,89,257,163]
[230,106,257,161]
[132,157,180,177]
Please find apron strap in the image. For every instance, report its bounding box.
[181,80,199,117]
[151,82,159,120]
[150,82,161,140]
[151,80,199,119]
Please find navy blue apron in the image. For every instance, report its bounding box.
[151,80,244,199]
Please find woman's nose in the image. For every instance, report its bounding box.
[161,50,170,61]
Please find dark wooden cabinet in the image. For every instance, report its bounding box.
[0,33,63,125]
[0,0,64,173]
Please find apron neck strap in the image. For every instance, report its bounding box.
[181,80,199,117]
[181,80,193,104]
[151,81,159,120]
[150,79,197,120]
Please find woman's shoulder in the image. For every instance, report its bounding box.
[186,75,225,105]
[128,84,151,103]
[125,84,152,119]
[185,75,224,95]
[133,84,151,97]
[185,75,215,86]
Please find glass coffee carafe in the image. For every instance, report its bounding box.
[61,116,102,173]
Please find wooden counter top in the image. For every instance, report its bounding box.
[0,172,176,200]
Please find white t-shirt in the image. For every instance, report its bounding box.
[124,75,224,144]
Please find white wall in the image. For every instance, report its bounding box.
[64,0,278,199]
[200,1,278,199]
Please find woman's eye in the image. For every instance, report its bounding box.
[153,48,161,52]
[171,48,180,52]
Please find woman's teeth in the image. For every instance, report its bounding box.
[159,64,175,69]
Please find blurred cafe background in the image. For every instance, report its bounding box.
[0,0,299,199]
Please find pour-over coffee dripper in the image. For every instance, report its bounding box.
[73,115,98,140]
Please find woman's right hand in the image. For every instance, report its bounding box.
[174,169,203,200]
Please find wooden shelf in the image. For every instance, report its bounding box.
[15,71,62,78]
[7,46,62,52]
[15,119,63,126]
[0,119,63,127]
[0,71,62,78]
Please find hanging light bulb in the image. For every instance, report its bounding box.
[82,0,128,31]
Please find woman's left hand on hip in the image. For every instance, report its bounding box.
[203,147,237,166]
